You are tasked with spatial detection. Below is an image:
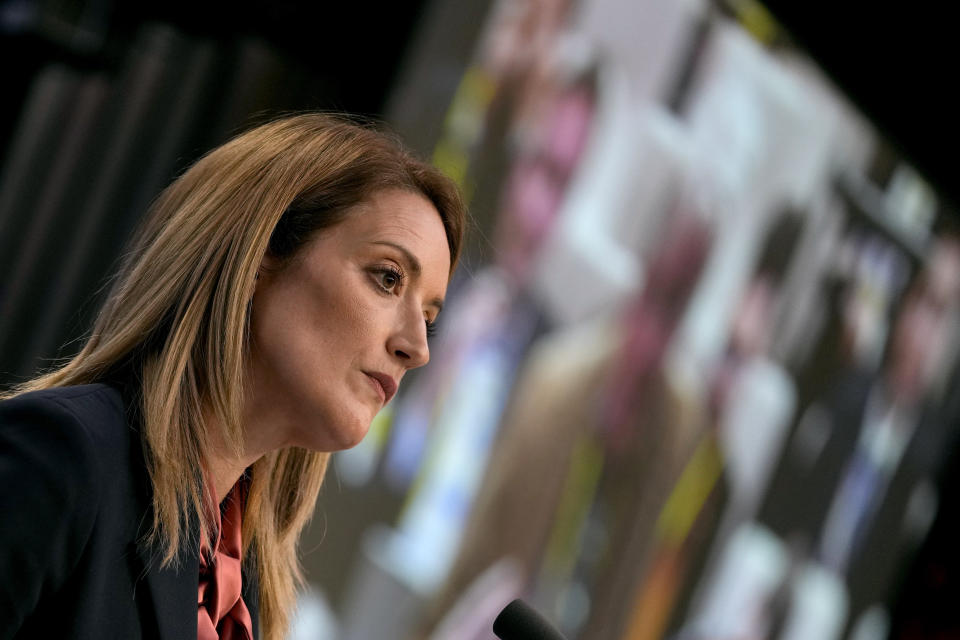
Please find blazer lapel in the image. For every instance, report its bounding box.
[134,541,199,640]
[242,555,261,639]
[121,386,198,640]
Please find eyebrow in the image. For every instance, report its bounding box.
[370,240,445,313]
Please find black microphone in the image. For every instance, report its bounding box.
[493,599,568,640]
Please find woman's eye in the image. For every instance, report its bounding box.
[373,267,404,293]
[425,319,437,338]
[381,272,399,289]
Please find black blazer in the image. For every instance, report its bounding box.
[0,384,260,639]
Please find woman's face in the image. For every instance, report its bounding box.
[247,188,451,452]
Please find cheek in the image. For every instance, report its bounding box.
[250,279,321,379]
[317,280,382,354]
[254,273,384,383]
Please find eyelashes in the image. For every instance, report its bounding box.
[372,265,405,294]
[370,265,439,339]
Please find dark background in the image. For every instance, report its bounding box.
[762,0,958,213]
[0,0,432,150]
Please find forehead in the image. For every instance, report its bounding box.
[347,190,438,231]
[334,188,452,273]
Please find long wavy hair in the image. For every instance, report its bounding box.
[1,113,465,640]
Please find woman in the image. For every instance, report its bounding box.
[0,113,465,640]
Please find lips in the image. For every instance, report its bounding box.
[364,371,398,405]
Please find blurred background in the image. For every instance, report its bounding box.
[2,1,959,639]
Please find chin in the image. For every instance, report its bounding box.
[300,411,372,452]
[330,420,370,450]
[287,387,374,449]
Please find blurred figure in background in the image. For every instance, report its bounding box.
[417,200,713,640]
[660,232,960,640]
[620,209,805,640]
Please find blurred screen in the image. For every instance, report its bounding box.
[369,1,960,640]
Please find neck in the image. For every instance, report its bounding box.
[203,407,262,503]
[203,369,300,502]
[207,452,255,504]
[203,392,292,503]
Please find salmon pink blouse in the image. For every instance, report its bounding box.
[197,477,254,640]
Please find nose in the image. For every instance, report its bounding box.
[387,307,430,369]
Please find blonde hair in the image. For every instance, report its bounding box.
[2,113,465,640]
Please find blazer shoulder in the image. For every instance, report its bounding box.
[0,384,127,629]
[0,383,142,516]
[0,383,128,505]
[3,382,133,445]
[5,382,128,421]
